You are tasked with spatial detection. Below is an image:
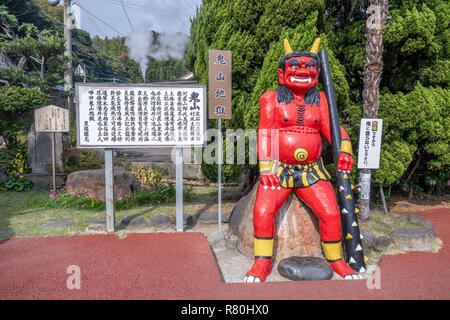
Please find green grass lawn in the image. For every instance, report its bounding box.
[0,186,243,239]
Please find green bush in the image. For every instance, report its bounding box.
[61,147,104,173]
[130,166,163,187]
[1,175,33,192]
[0,151,33,191]
[31,181,193,211]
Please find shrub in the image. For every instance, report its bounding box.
[31,181,193,211]
[0,152,33,191]
[61,147,104,173]
[130,166,163,187]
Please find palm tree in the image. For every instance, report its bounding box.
[359,0,389,221]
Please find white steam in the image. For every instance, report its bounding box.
[125,20,189,80]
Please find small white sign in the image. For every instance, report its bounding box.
[75,64,85,77]
[34,105,70,132]
[357,118,383,169]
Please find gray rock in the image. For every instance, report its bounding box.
[120,215,147,226]
[86,224,105,232]
[0,168,8,185]
[420,220,437,238]
[27,123,63,174]
[369,202,378,210]
[389,228,432,252]
[398,214,425,223]
[399,203,413,208]
[374,236,390,252]
[43,220,75,228]
[397,214,437,238]
[222,211,232,223]
[197,211,218,224]
[183,213,193,225]
[229,190,254,236]
[360,230,375,252]
[225,239,238,250]
[150,214,171,226]
[0,230,13,237]
[66,166,142,202]
[277,257,333,281]
[84,218,106,224]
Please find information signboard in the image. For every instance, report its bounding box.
[76,83,207,148]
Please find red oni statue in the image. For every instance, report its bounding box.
[245,38,362,282]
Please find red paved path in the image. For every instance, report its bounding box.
[0,208,449,300]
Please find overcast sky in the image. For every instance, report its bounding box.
[68,0,202,38]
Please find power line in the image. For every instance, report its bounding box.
[85,9,107,37]
[74,1,124,36]
[96,0,169,14]
[120,0,134,32]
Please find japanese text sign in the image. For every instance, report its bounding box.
[34,105,70,132]
[357,118,383,169]
[209,49,232,119]
[76,83,206,148]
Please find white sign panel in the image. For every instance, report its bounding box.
[357,118,383,169]
[35,105,70,132]
[76,83,206,148]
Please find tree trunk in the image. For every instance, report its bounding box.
[406,152,423,183]
[358,0,389,221]
[40,56,45,79]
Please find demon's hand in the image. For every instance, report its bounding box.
[337,152,354,172]
[260,173,281,190]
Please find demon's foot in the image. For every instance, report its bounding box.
[329,260,362,279]
[244,258,271,283]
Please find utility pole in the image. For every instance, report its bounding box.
[63,0,74,118]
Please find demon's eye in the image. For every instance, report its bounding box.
[290,65,299,70]
[306,65,314,70]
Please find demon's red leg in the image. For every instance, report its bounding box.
[294,181,360,278]
[245,182,292,282]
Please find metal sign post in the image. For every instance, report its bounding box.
[105,149,115,233]
[217,119,222,233]
[175,148,183,232]
[208,49,232,234]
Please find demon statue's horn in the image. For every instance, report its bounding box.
[284,39,293,54]
[310,38,320,54]
[283,38,321,55]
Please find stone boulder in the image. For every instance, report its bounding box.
[277,257,333,281]
[229,182,323,264]
[0,168,7,185]
[389,228,433,252]
[66,166,141,202]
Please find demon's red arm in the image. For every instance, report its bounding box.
[319,91,354,172]
[257,91,280,188]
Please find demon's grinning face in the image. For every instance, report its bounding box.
[278,55,320,93]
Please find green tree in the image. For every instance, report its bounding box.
[186,0,449,193]
[0,86,49,147]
